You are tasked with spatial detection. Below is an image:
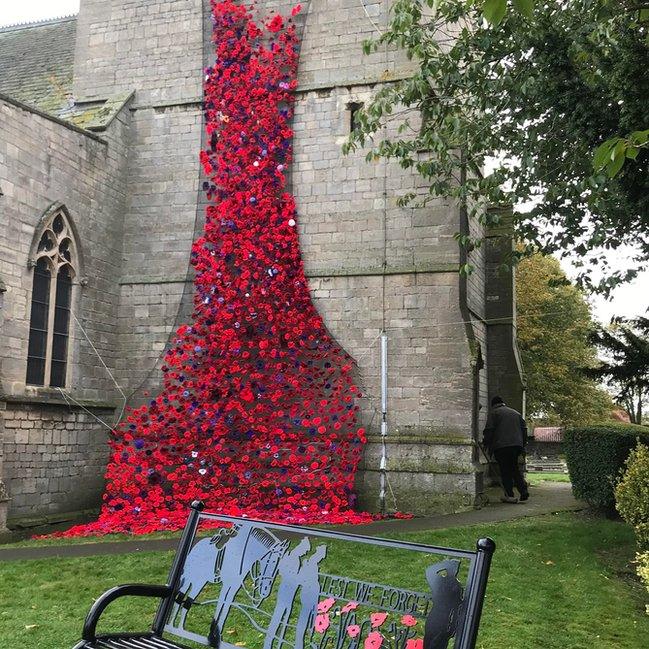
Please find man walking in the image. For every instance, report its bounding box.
[483,396,529,503]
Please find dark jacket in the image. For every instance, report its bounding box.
[483,403,527,450]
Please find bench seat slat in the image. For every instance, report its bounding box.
[90,637,186,649]
[124,638,182,649]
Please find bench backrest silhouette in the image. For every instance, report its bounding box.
[75,501,495,649]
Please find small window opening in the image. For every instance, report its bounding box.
[348,102,364,133]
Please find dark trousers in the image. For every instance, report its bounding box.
[493,446,528,497]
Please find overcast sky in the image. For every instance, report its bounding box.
[0,1,79,27]
[568,256,647,324]
[2,1,646,324]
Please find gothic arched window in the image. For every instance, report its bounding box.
[26,209,78,387]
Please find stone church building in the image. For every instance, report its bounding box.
[0,0,523,528]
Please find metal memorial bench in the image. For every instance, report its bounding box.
[73,501,495,649]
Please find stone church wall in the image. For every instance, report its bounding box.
[0,402,110,518]
[291,1,478,512]
[70,1,208,396]
[72,0,486,513]
[485,213,524,412]
[115,104,203,395]
[73,0,204,105]
[0,97,130,402]
[0,95,131,521]
[0,0,524,521]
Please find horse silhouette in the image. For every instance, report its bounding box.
[168,523,288,631]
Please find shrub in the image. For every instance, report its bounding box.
[616,444,649,612]
[637,551,649,615]
[616,443,649,548]
[564,422,649,510]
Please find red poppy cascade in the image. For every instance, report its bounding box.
[56,1,373,537]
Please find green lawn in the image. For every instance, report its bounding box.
[526,471,571,485]
[3,529,185,548]
[0,512,646,649]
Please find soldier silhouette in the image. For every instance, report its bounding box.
[423,560,464,649]
[263,537,312,649]
[294,544,327,649]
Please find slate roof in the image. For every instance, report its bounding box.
[0,16,77,116]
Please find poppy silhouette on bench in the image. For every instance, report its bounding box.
[74,501,495,649]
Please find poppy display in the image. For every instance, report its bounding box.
[56,1,373,537]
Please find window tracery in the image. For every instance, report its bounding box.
[26,208,78,387]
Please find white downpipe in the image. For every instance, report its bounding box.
[380,331,388,514]
[522,388,527,420]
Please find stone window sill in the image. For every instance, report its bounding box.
[0,391,117,410]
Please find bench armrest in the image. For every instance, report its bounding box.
[82,583,173,641]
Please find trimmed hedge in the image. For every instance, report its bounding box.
[564,422,649,510]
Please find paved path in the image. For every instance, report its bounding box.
[350,481,581,534]
[0,481,582,562]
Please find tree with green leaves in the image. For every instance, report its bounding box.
[345,0,649,293]
[588,317,649,424]
[516,253,613,425]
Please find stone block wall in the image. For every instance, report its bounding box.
[307,273,474,433]
[289,1,480,511]
[0,95,130,403]
[118,105,202,283]
[1,401,110,520]
[0,0,524,520]
[69,1,207,397]
[73,0,204,104]
[484,211,524,412]
[0,95,129,519]
[293,87,460,272]
[116,279,189,395]
[466,202,490,471]
[115,103,203,395]
[296,0,414,88]
[526,440,562,461]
